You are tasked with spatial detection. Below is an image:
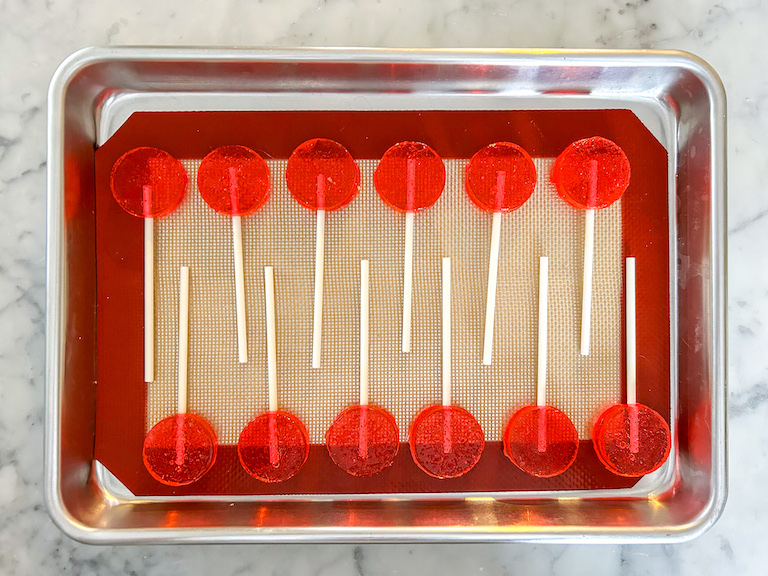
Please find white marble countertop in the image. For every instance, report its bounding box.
[0,0,761,573]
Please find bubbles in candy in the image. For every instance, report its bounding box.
[325,405,400,477]
[197,145,270,216]
[409,405,485,479]
[285,138,359,211]
[592,403,671,477]
[465,142,537,212]
[238,411,310,483]
[551,136,630,210]
[110,147,188,218]
[503,405,579,478]
[142,413,218,486]
[374,141,446,212]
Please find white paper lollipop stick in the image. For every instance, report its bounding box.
[312,172,326,369]
[229,167,248,364]
[482,171,506,366]
[360,259,370,406]
[177,266,190,414]
[402,211,415,353]
[143,185,154,383]
[483,211,503,365]
[442,257,452,407]
[626,257,637,405]
[625,257,640,453]
[265,266,278,413]
[232,216,247,362]
[580,159,599,356]
[264,266,281,466]
[536,257,549,408]
[359,259,371,458]
[402,157,417,353]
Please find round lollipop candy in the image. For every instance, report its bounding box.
[592,257,671,476]
[466,142,537,365]
[198,145,271,364]
[503,257,579,477]
[374,142,445,353]
[110,147,188,382]
[551,136,630,356]
[286,139,360,369]
[238,266,310,482]
[410,257,485,479]
[143,266,218,486]
[325,260,400,476]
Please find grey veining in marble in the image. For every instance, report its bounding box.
[0,0,762,574]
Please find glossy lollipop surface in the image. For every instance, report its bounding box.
[110,147,188,217]
[466,142,537,212]
[551,136,630,210]
[285,138,359,211]
[197,145,270,215]
[503,405,579,478]
[592,403,671,477]
[325,405,400,477]
[374,141,445,212]
[409,405,484,479]
[142,413,218,486]
[238,411,310,483]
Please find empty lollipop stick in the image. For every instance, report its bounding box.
[312,174,326,369]
[177,266,190,414]
[580,159,599,356]
[265,266,278,413]
[483,211,503,365]
[143,185,154,383]
[626,257,640,453]
[536,257,549,408]
[360,260,370,406]
[442,257,452,407]
[402,158,416,353]
[230,167,248,364]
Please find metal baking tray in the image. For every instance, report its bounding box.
[45,47,727,543]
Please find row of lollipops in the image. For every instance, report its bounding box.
[110,136,631,389]
[141,255,671,488]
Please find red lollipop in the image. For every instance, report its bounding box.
[551,136,630,356]
[503,257,579,477]
[142,266,219,486]
[374,142,446,353]
[466,143,537,365]
[592,257,671,476]
[285,138,360,369]
[238,266,310,482]
[409,258,485,479]
[110,147,188,383]
[198,145,271,364]
[143,413,217,486]
[238,410,310,483]
[326,260,400,476]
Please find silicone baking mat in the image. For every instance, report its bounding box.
[94,110,669,496]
